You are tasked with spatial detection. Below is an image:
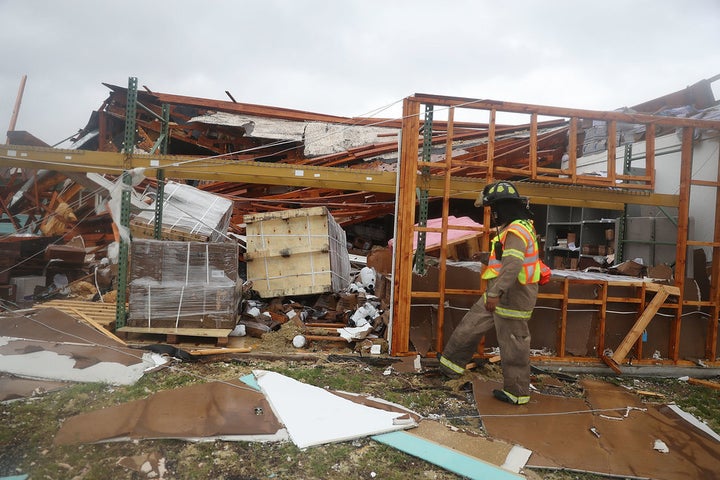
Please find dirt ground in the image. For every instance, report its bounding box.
[1,324,719,480]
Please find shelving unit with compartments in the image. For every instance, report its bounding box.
[545,206,621,270]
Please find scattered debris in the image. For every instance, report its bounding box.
[0,307,163,387]
[653,439,670,453]
[117,452,167,479]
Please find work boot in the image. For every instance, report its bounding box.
[437,353,465,379]
[492,389,530,405]
[473,357,489,369]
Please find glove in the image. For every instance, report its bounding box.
[485,295,499,312]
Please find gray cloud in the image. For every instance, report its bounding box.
[1,0,719,146]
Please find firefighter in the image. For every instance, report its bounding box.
[438,181,541,405]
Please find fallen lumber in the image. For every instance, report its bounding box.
[190,347,253,356]
[605,284,678,372]
[303,334,349,343]
[687,378,720,390]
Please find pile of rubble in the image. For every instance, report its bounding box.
[238,265,388,353]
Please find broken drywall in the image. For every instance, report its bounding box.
[0,308,162,386]
[53,370,420,450]
[254,369,416,448]
[188,111,400,157]
[0,373,68,402]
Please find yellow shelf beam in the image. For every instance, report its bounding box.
[0,143,678,208]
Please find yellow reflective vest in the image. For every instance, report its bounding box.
[481,219,541,284]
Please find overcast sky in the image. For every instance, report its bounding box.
[1,0,719,147]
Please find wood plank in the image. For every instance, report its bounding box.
[303,334,349,343]
[601,354,622,374]
[636,390,666,398]
[34,300,116,329]
[117,326,232,337]
[687,378,720,390]
[610,286,672,365]
[189,347,252,355]
[68,307,127,346]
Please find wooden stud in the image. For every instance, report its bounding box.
[189,347,252,356]
[391,97,421,356]
[607,120,617,185]
[529,112,538,179]
[670,127,694,361]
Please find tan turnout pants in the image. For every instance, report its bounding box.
[441,298,532,397]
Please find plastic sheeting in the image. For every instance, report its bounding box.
[133,180,233,242]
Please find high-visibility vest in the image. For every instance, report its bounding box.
[482,219,541,284]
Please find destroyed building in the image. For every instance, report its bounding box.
[1,76,720,368]
[2,75,720,480]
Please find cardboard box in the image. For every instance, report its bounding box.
[0,284,16,302]
[44,245,86,264]
[244,206,350,298]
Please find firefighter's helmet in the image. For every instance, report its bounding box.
[475,181,526,207]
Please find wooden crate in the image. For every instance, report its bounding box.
[244,206,350,298]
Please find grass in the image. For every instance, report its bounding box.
[1,357,718,480]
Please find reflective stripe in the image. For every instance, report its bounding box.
[498,390,530,404]
[482,219,541,284]
[439,355,465,374]
[495,305,534,319]
[502,248,525,260]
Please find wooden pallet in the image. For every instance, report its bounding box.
[116,326,233,347]
[34,299,117,331]
[34,299,233,347]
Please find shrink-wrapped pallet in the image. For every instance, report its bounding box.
[131,181,233,242]
[128,239,238,329]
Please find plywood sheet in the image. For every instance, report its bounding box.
[472,377,720,479]
[54,379,286,445]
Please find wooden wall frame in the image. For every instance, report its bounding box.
[391,93,720,368]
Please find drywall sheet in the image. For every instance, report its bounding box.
[473,377,720,479]
[54,379,286,445]
[254,370,416,448]
[0,308,159,385]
